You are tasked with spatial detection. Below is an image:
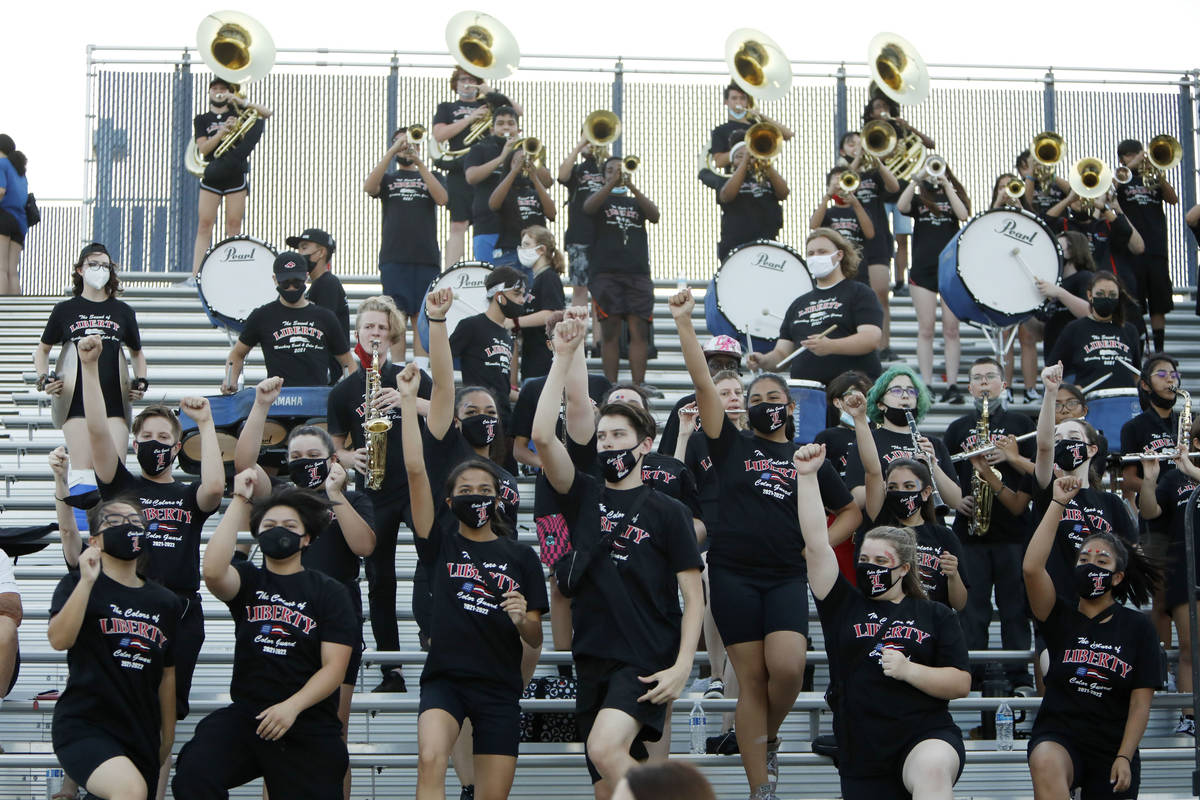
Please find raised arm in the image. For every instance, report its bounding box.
[558,140,587,184]
[203,470,256,602]
[398,363,435,540]
[76,335,120,485]
[324,461,374,557]
[794,444,839,600]
[895,178,919,214]
[669,289,723,440]
[1023,476,1080,621]
[180,397,225,513]
[941,176,969,221]
[718,156,750,204]
[488,154,522,211]
[46,547,100,650]
[363,139,403,196]
[531,320,586,494]
[1034,362,1063,488]
[49,447,81,568]
[628,180,659,224]
[849,192,876,239]
[232,378,280,497]
[425,289,456,439]
[845,391,883,520]
[1137,455,1163,521]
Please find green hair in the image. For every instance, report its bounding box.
[866,365,931,425]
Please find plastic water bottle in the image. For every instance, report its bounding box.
[45,768,64,799]
[689,700,707,754]
[995,702,1014,751]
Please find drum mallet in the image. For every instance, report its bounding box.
[1077,375,1111,394]
[775,325,837,369]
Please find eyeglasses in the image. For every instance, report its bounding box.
[1151,370,1182,381]
[101,513,143,528]
[1091,291,1119,300]
[886,387,919,399]
[1055,400,1083,411]
[969,373,1002,384]
[83,261,111,269]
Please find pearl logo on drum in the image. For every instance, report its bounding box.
[994,219,1038,245]
[219,246,260,262]
[752,252,787,272]
[454,274,485,289]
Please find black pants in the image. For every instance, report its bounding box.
[173,704,348,800]
[364,499,412,676]
[174,592,205,719]
[962,540,1032,687]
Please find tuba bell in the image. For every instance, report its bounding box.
[725,28,793,103]
[445,10,520,81]
[868,31,930,106]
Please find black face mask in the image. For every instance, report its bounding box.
[1074,563,1115,599]
[1053,439,1090,473]
[856,562,899,598]
[288,457,330,489]
[397,156,415,167]
[102,523,145,561]
[304,254,320,271]
[460,414,500,448]
[597,447,640,482]
[747,402,789,434]
[135,440,175,477]
[1148,389,1177,410]
[1091,296,1119,318]
[885,489,925,520]
[257,526,304,560]
[450,494,496,529]
[497,296,525,319]
[881,405,912,427]
[278,284,305,304]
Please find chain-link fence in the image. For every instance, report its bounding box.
[18,48,1199,294]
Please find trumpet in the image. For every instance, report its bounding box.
[622,155,640,174]
[406,124,427,144]
[1142,134,1182,189]
[923,154,946,180]
[510,136,544,173]
[1114,165,1133,185]
[1005,178,1026,199]
[584,109,620,162]
[839,171,861,193]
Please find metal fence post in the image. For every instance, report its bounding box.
[835,63,848,151]
[171,52,196,274]
[1042,69,1056,132]
[612,57,624,158]
[91,114,121,261]
[387,53,399,141]
[1181,73,1198,288]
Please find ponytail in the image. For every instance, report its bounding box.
[863,526,928,600]
[522,225,565,275]
[1080,532,1162,607]
[9,151,26,178]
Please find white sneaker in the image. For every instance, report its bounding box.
[689,677,710,696]
[704,678,725,699]
[766,738,780,791]
[1176,715,1195,736]
[1024,387,1042,403]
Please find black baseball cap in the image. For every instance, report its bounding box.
[285,228,336,256]
[273,252,309,282]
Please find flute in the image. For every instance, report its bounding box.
[950,431,1038,462]
[905,410,948,513]
[1119,450,1200,464]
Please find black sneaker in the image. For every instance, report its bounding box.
[372,671,407,693]
[460,785,475,800]
[940,385,965,404]
[706,729,740,755]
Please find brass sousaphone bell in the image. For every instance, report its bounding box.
[863,31,929,179]
[725,28,793,103]
[445,10,520,81]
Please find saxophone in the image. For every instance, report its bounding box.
[363,340,392,490]
[969,391,1001,536]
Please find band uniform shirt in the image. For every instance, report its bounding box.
[944,408,1036,543]
[238,299,351,388]
[1032,480,1138,600]
[709,120,751,156]
[448,313,514,417]
[520,267,567,381]
[1047,317,1142,392]
[193,110,250,174]
[562,156,605,246]
[464,136,508,236]
[777,278,884,385]
[373,168,445,267]
[496,176,548,250]
[40,295,142,419]
[306,270,351,386]
[716,173,782,260]
[587,191,650,276]
[1116,173,1167,255]
[432,99,486,169]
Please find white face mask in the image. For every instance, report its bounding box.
[808,253,839,279]
[517,246,541,268]
[83,265,111,290]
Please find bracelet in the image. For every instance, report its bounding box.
[426,316,447,323]
[55,496,68,502]
[1116,754,1132,763]
[1050,499,1067,508]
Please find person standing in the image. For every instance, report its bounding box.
[514,226,567,382]
[364,127,448,363]
[0,133,29,295]
[1047,272,1142,392]
[714,140,787,260]
[488,149,556,279]
[558,137,606,310]
[708,83,794,170]
[464,107,522,263]
[287,228,349,386]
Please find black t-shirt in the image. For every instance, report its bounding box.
[41,295,142,418]
[944,408,1036,543]
[657,393,697,458]
[820,205,873,255]
[449,313,514,409]
[588,191,650,275]
[1031,182,1066,221]
[640,452,704,522]
[97,462,214,594]
[326,362,433,501]
[842,426,958,495]
[238,300,351,387]
[1047,317,1142,392]
[1154,467,1200,556]
[1116,173,1167,255]
[684,432,719,534]
[300,490,375,618]
[423,425,520,532]
[510,372,613,441]
[1032,480,1139,599]
[374,168,444,266]
[417,521,547,692]
[497,176,548,250]
[815,425,857,479]
[709,120,751,155]
[849,170,895,244]
[51,572,180,769]
[706,417,853,578]
[1041,270,1092,348]
[716,173,782,260]
[520,267,567,381]
[193,110,248,171]
[464,136,507,235]
[1120,408,1177,480]
[306,271,351,385]
[433,99,487,162]
[815,574,968,777]
[226,561,357,734]
[858,520,967,608]
[553,474,702,670]
[1034,596,1160,756]
[904,189,960,271]
[562,157,605,245]
[778,279,884,386]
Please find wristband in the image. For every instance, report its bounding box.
[426,316,447,323]
[132,377,149,392]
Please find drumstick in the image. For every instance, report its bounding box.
[776,325,837,369]
[1077,374,1111,394]
[1114,358,1143,380]
[452,292,485,315]
[1008,248,1040,286]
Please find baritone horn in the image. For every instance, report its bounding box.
[1143,134,1182,189]
[584,110,621,161]
[725,28,792,103]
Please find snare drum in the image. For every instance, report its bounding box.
[705,240,812,350]
[938,208,1061,327]
[198,236,279,333]
[788,379,827,445]
[418,261,494,351]
[1084,388,1141,445]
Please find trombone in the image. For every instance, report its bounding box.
[1141,134,1182,189]
[510,136,544,174]
[583,109,621,163]
[1030,131,1065,192]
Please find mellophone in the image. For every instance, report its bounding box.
[177,386,330,474]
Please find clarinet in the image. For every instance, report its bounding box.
[905,410,949,515]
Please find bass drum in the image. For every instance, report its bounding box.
[938,208,1061,328]
[50,341,131,429]
[418,261,494,351]
[705,240,812,351]
[198,236,279,333]
[1085,388,1141,447]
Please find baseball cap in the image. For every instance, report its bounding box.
[285,228,336,256]
[273,252,309,282]
[703,334,743,359]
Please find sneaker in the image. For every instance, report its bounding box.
[707,729,739,755]
[372,671,408,693]
[1023,387,1042,403]
[1013,683,1037,698]
[460,786,475,800]
[704,678,725,699]
[639,383,665,399]
[1176,715,1195,736]
[749,784,776,800]
[689,677,710,696]
[1003,388,1015,405]
[1167,669,1178,692]
[940,384,965,404]
[766,737,781,791]
[893,282,909,297]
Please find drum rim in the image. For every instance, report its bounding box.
[201,233,278,263]
[714,239,812,336]
[420,261,495,313]
[946,207,1062,321]
[1084,387,1141,399]
[786,379,825,389]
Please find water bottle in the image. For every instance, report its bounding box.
[689,700,707,755]
[45,768,64,800]
[995,702,1014,751]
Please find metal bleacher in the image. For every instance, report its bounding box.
[1,277,1198,799]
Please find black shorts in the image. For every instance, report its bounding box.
[589,272,654,321]
[418,676,521,757]
[445,169,472,223]
[1164,552,1195,613]
[1132,252,1173,316]
[839,727,965,800]
[174,593,206,719]
[576,656,663,784]
[64,374,126,421]
[708,565,810,646]
[4,644,19,697]
[54,727,156,797]
[200,162,249,195]
[0,208,25,246]
[862,231,893,267]
[908,261,939,293]
[1028,731,1141,799]
[380,262,439,317]
[173,703,348,800]
[344,630,364,686]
